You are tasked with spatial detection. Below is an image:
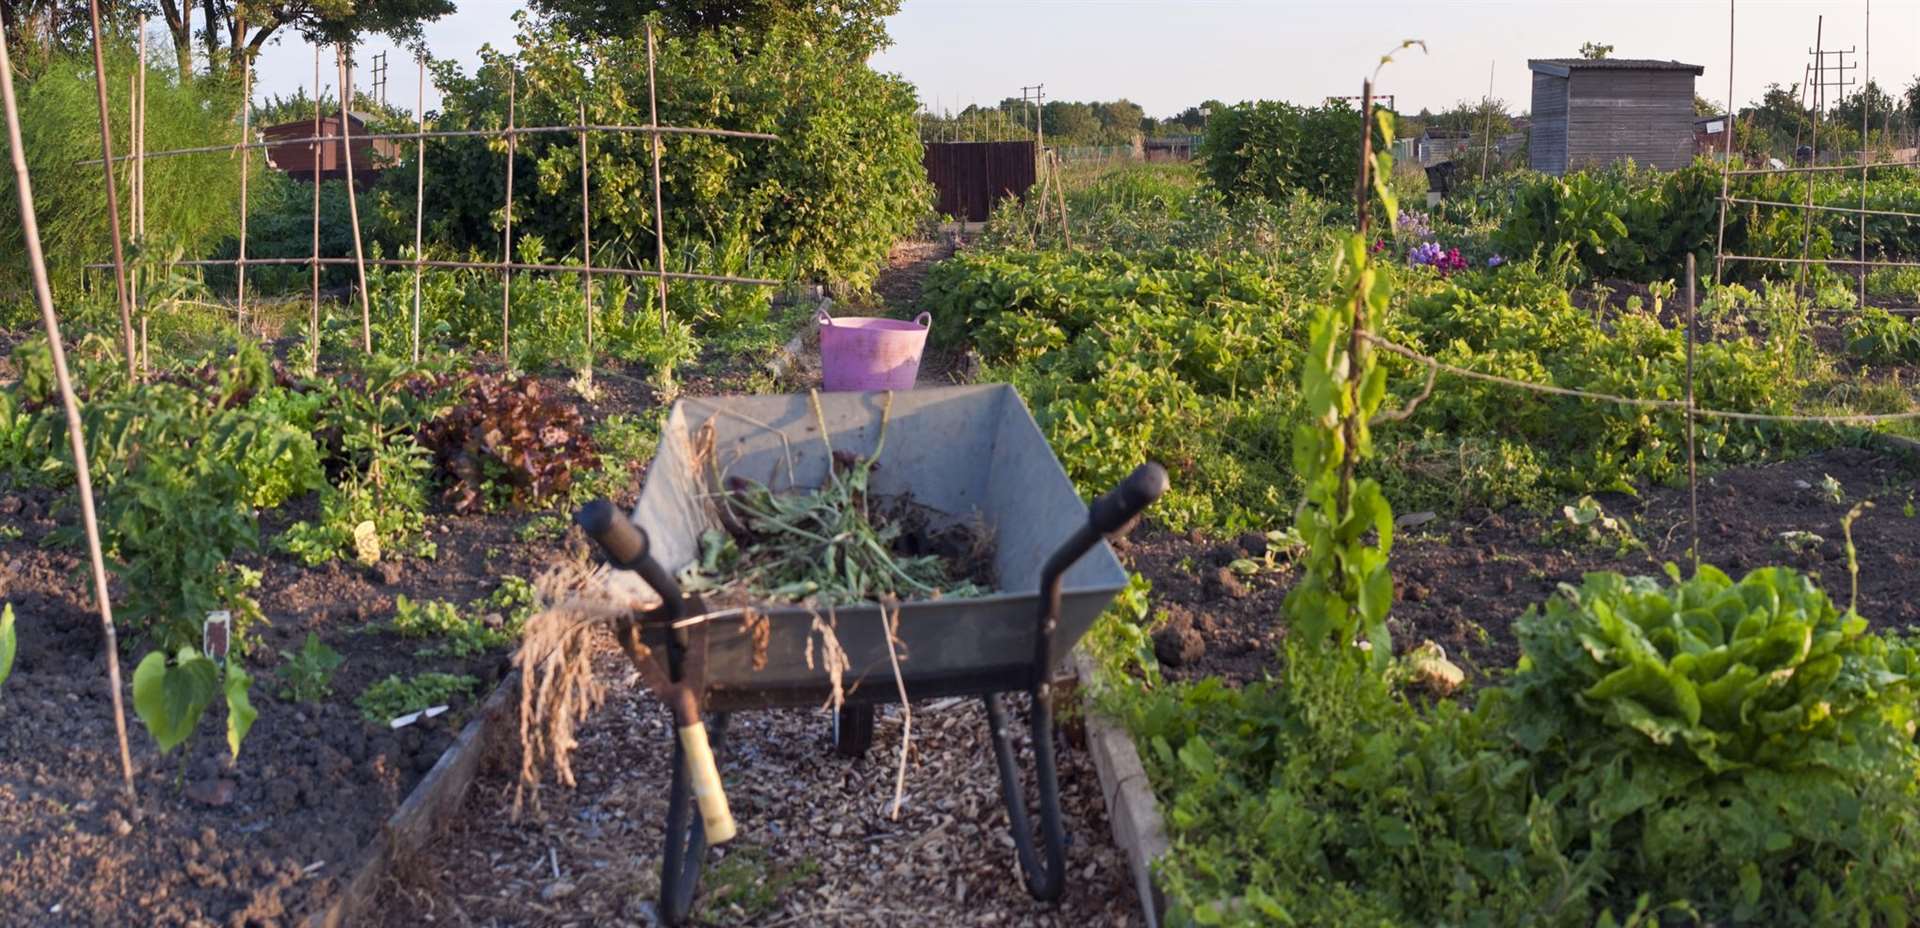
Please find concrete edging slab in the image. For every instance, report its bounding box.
[1071,650,1169,928]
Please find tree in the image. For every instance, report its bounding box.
[1694,94,1722,117]
[1040,100,1098,146]
[1092,98,1145,144]
[151,0,453,79]
[1579,41,1612,60]
[530,0,900,56]
[1830,79,1895,134]
[1425,97,1511,136]
[408,15,927,291]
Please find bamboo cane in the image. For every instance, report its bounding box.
[236,38,251,333]
[336,48,373,354]
[412,56,426,364]
[0,20,140,815]
[646,24,670,336]
[502,69,515,365]
[85,0,137,379]
[579,98,593,372]
[308,45,322,373]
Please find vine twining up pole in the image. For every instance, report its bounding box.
[1284,44,1423,674]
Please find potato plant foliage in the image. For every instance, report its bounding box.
[1047,102,1920,923]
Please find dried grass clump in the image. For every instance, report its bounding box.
[513,561,659,818]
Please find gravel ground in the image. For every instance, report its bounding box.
[372,636,1140,927]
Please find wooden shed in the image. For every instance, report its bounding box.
[261,111,400,185]
[1527,58,1704,175]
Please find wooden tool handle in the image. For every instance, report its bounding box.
[678,721,735,845]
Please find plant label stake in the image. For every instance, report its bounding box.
[203,611,231,664]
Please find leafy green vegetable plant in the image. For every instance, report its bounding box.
[421,372,597,513]
[276,632,344,703]
[1495,564,1920,922]
[0,603,14,689]
[131,646,257,762]
[357,672,479,724]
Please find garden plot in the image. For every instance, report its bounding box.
[0,344,749,925]
[1130,445,1920,686]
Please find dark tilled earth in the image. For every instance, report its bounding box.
[0,350,683,927]
[1131,444,1920,686]
[0,480,557,926]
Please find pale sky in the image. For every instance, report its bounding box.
[240,1,1909,118]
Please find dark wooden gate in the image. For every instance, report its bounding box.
[923,141,1037,222]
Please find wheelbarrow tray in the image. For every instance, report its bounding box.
[629,384,1129,712]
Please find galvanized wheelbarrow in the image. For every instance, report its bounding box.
[574,384,1166,925]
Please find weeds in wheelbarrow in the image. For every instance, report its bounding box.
[682,392,996,608]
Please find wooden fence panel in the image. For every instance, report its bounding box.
[923,141,1037,222]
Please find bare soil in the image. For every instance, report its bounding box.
[0,354,680,927]
[1131,445,1920,686]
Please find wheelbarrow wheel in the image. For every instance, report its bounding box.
[832,703,875,758]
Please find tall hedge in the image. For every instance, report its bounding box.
[386,16,930,292]
[1199,100,1385,205]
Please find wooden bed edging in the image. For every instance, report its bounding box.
[308,668,522,928]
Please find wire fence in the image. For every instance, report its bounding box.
[101,24,786,374]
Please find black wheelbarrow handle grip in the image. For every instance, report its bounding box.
[1032,462,1169,683]
[1089,462,1171,535]
[575,499,688,622]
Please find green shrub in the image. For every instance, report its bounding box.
[1843,306,1920,365]
[401,15,927,293]
[1199,100,1385,205]
[2,338,323,652]
[1492,161,1718,282]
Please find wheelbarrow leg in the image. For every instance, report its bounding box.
[984,692,1066,903]
[832,703,876,758]
[659,711,731,925]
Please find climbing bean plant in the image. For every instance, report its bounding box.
[1285,94,1403,671]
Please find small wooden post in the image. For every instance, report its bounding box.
[1051,151,1073,250]
[646,24,670,335]
[85,0,137,379]
[1686,254,1700,569]
[501,69,516,365]
[0,19,140,814]
[578,98,593,369]
[337,46,373,354]
[411,55,426,364]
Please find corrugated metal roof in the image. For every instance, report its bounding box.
[1529,58,1705,76]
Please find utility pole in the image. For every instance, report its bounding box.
[1021,83,1044,151]
[371,51,389,107]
